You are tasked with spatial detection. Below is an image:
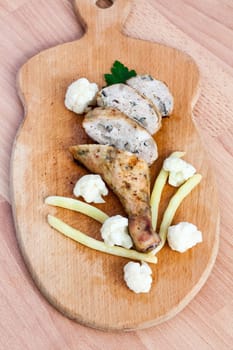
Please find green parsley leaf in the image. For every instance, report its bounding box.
[104,60,137,86]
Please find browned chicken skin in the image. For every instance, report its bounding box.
[69,144,160,252]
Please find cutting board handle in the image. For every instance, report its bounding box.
[74,0,132,37]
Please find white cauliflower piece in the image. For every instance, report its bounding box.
[100,215,133,249]
[167,222,203,253]
[65,78,98,114]
[163,155,196,187]
[123,261,152,293]
[73,174,108,203]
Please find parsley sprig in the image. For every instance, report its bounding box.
[104,60,137,86]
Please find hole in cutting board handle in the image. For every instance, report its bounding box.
[96,0,113,9]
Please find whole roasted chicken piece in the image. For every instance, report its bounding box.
[69,144,160,252]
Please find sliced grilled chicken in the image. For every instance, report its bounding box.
[69,144,161,252]
[83,107,158,166]
[97,83,161,135]
[127,75,174,117]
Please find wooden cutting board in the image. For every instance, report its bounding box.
[10,0,219,331]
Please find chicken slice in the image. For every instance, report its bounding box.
[127,75,174,117]
[83,107,158,165]
[69,144,161,252]
[97,83,161,135]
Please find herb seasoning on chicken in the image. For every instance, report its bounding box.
[69,144,161,252]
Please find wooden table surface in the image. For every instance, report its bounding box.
[0,0,232,349]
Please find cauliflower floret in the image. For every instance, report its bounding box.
[73,174,108,203]
[123,261,152,293]
[163,155,196,187]
[65,78,98,114]
[100,215,133,249]
[167,222,203,253]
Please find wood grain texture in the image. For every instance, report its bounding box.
[0,0,233,348]
[10,0,219,331]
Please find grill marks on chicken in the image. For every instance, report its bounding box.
[69,144,161,252]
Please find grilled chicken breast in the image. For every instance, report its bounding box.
[69,144,161,252]
[127,75,174,117]
[97,83,161,135]
[83,107,158,165]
